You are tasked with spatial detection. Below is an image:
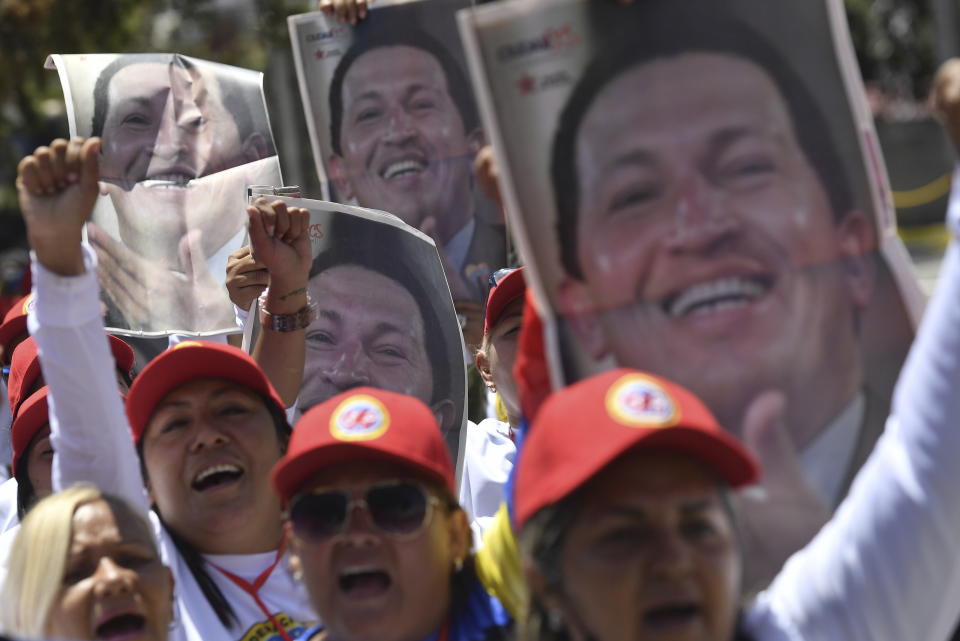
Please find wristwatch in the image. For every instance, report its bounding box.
[258,291,318,332]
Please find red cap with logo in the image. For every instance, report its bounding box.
[7,335,135,418]
[125,340,285,444]
[11,386,49,477]
[515,369,760,529]
[272,387,454,504]
[0,294,33,364]
[484,267,526,335]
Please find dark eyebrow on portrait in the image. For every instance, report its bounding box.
[318,308,343,324]
[369,321,415,342]
[115,95,163,112]
[707,126,781,158]
[349,90,385,108]
[602,149,658,176]
[402,83,439,102]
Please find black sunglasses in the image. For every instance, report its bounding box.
[288,480,440,542]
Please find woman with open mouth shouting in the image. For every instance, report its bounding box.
[506,57,960,641]
[515,347,960,639]
[14,137,317,640]
[0,486,173,641]
[271,387,511,641]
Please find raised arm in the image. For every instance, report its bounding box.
[18,137,148,512]
[248,198,313,407]
[747,62,960,641]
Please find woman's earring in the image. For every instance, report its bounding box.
[454,557,464,573]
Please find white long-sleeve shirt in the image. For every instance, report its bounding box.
[26,245,316,641]
[743,172,960,641]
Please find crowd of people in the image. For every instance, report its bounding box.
[3,2,960,641]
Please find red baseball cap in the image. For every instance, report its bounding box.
[515,369,760,529]
[272,387,454,504]
[0,294,33,364]
[484,267,526,335]
[7,335,135,418]
[125,340,285,443]
[11,386,50,477]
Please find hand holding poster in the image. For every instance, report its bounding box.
[459,0,924,587]
[289,0,507,305]
[244,196,468,462]
[46,53,282,336]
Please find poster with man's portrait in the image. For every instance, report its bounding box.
[289,0,507,304]
[244,196,468,462]
[459,0,925,576]
[47,53,282,336]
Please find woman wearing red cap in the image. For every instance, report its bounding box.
[15,138,317,640]
[514,204,960,641]
[271,387,511,641]
[505,60,960,641]
[461,267,524,533]
[1,336,134,525]
[9,387,54,521]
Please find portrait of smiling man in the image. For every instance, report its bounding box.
[294,213,464,455]
[53,52,280,333]
[324,19,505,301]
[547,4,914,510]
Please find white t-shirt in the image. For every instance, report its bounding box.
[28,245,317,641]
[458,418,515,542]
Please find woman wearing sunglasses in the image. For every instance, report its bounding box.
[272,386,511,641]
[15,138,317,640]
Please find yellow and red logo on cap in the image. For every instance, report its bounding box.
[330,395,390,441]
[605,373,679,428]
[21,294,35,315]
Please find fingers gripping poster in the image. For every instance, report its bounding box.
[47,53,282,336]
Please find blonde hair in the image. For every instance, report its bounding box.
[0,485,155,638]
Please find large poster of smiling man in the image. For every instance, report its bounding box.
[459,0,924,556]
[289,0,506,304]
[47,53,282,336]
